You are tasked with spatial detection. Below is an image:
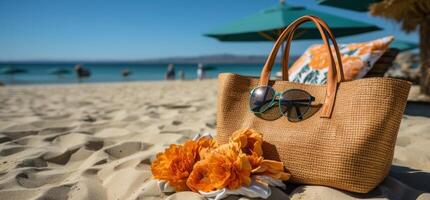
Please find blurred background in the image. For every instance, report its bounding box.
[0,0,425,87]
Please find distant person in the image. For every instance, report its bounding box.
[197,63,205,80]
[165,64,175,80]
[122,68,131,78]
[74,64,91,82]
[178,70,185,80]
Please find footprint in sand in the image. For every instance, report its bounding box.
[92,158,108,166]
[78,101,93,106]
[160,104,191,109]
[0,130,38,140]
[82,168,100,176]
[171,120,182,126]
[135,158,152,171]
[17,157,47,168]
[79,115,96,122]
[16,168,69,188]
[147,111,160,119]
[0,134,11,144]
[0,146,27,156]
[84,141,104,151]
[37,185,72,200]
[44,148,80,165]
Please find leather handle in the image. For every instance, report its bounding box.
[281,17,345,82]
[258,16,338,85]
[258,15,343,118]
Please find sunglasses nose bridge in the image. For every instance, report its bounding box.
[273,94,283,102]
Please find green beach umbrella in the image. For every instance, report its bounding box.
[390,40,418,52]
[204,3,381,42]
[317,0,380,12]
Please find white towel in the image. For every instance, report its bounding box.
[158,175,285,200]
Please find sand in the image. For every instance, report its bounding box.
[0,79,429,200]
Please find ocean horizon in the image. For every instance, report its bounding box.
[0,63,283,85]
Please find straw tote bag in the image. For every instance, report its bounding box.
[215,15,411,193]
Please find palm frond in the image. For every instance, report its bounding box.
[370,0,430,32]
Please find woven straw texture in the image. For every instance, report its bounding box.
[216,74,411,193]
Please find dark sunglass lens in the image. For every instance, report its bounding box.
[250,86,276,113]
[280,90,313,121]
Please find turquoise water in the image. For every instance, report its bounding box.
[0,63,282,85]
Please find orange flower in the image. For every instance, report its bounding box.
[151,137,217,191]
[151,141,195,191]
[187,143,252,192]
[152,129,290,192]
[194,136,218,160]
[229,129,265,171]
[230,129,291,181]
[252,159,291,181]
[230,128,263,157]
[247,152,264,169]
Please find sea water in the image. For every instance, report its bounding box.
[0,63,282,85]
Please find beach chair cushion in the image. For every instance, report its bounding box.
[288,36,394,84]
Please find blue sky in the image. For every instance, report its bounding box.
[0,0,418,61]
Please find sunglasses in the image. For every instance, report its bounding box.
[249,86,315,122]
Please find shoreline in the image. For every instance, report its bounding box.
[0,78,219,88]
